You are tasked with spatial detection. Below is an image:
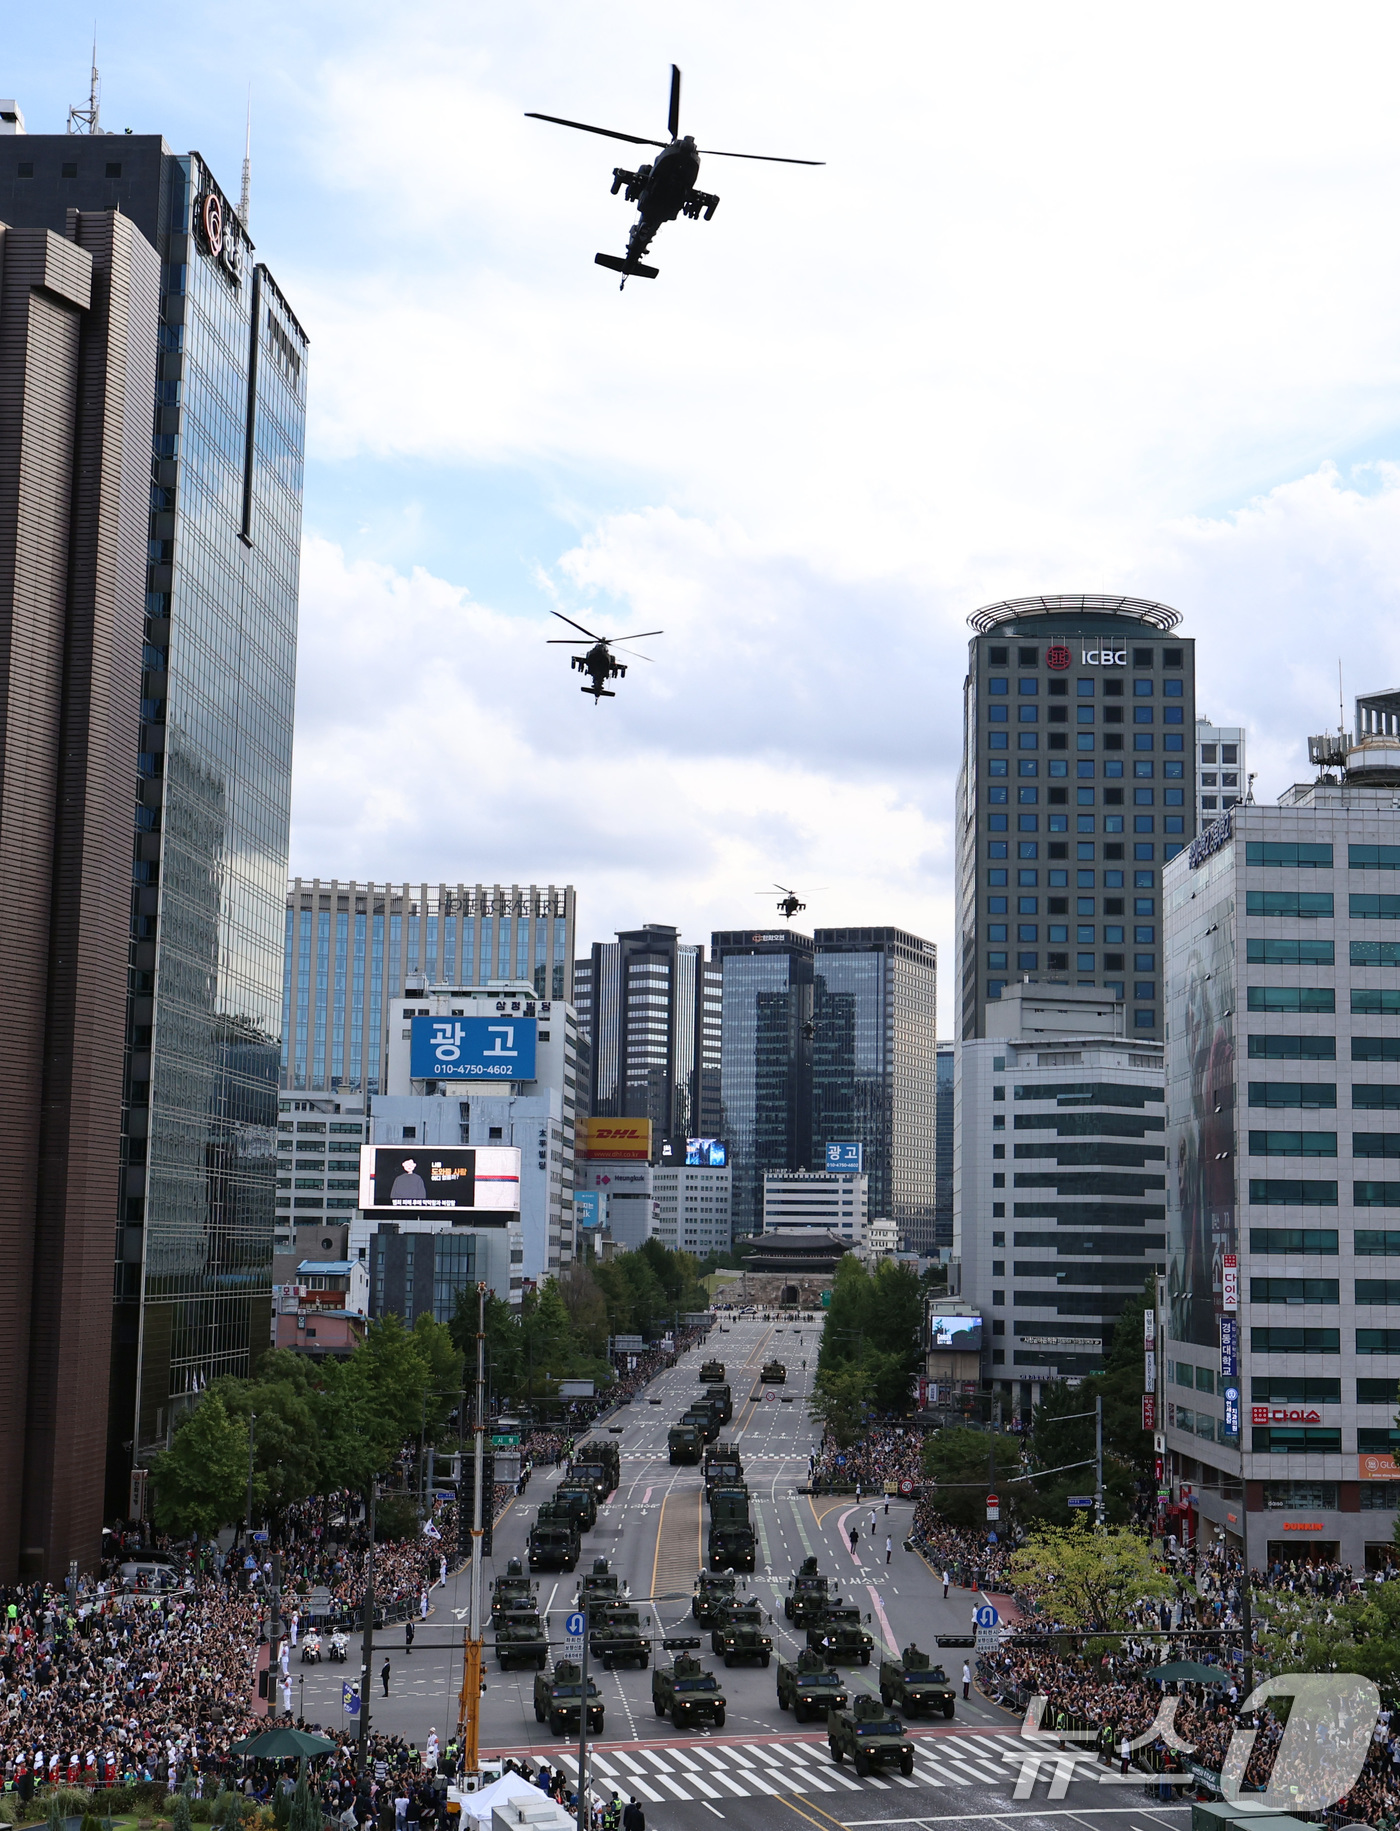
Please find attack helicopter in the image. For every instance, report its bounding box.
[547,611,663,703]
[526,65,822,286]
[758,885,826,920]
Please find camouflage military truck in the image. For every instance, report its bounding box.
[879,1644,956,1718]
[700,1384,732,1424]
[691,1571,737,1626]
[707,1488,755,1573]
[528,1504,580,1572]
[494,1611,548,1672]
[776,1647,850,1722]
[669,1423,702,1466]
[828,1695,914,1777]
[681,1405,720,1444]
[699,1359,725,1383]
[533,1660,604,1736]
[760,1359,786,1383]
[554,1483,598,1531]
[807,1603,874,1665]
[577,1556,623,1605]
[651,1652,727,1728]
[587,1601,650,1670]
[490,1559,535,1623]
[710,1600,770,1662]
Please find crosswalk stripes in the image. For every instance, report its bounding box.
[546,1731,1113,1806]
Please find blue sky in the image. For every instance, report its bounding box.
[12,1,1400,1005]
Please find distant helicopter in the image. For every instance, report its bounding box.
[548,610,663,702]
[526,65,823,287]
[757,884,826,920]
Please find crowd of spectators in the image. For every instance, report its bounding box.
[809,1427,923,1493]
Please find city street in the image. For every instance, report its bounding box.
[293,1318,1188,1831]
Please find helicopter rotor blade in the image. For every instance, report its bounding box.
[546,639,593,645]
[608,629,664,643]
[613,646,655,663]
[525,112,668,149]
[668,65,681,140]
[549,609,605,641]
[696,148,825,165]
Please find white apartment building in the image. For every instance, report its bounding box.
[1163,695,1400,1571]
[1196,718,1248,832]
[762,1171,869,1243]
[654,1162,733,1258]
[955,981,1165,1412]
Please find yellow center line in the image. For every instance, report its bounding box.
[776,1795,850,1831]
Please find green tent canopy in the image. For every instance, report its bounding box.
[1150,1660,1231,1686]
[229,1728,337,1758]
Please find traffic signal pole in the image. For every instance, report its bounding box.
[459,1283,487,1770]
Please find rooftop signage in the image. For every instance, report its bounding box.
[1189,806,1234,870]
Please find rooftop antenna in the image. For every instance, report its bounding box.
[238,87,251,228]
[67,29,101,135]
[1339,659,1346,737]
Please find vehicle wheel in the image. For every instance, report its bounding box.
[724,1653,734,1667]
[793,1703,806,1723]
[778,1691,791,1712]
[880,1689,891,1708]
[945,1701,955,1718]
[761,1653,770,1667]
[639,1651,650,1668]
[534,1702,545,1722]
[854,1753,871,1778]
[829,1743,843,1764]
[860,1651,871,1666]
[900,1751,914,1777]
[538,1656,548,1671]
[654,1698,666,1718]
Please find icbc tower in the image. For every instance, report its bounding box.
[955,596,1198,1042]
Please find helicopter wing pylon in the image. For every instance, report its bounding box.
[595,253,658,280]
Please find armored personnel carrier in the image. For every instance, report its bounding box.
[533,1659,604,1736]
[577,1556,623,1605]
[776,1647,849,1722]
[879,1644,956,1718]
[651,1652,727,1728]
[760,1359,786,1383]
[716,1613,773,1668]
[807,1603,873,1665]
[494,1611,548,1672]
[709,1599,767,1657]
[587,1601,650,1670]
[699,1359,725,1383]
[828,1695,914,1777]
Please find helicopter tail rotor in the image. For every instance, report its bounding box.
[668,64,681,140]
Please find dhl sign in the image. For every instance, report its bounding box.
[577,1117,653,1161]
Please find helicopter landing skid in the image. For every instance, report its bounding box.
[595,252,659,287]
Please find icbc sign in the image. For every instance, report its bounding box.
[1252,1407,1322,1425]
[1045,646,1071,671]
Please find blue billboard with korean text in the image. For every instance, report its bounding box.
[825,1141,863,1173]
[410,1015,537,1081]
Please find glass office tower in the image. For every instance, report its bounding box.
[955,596,1197,1043]
[713,931,816,1237]
[0,134,309,1497]
[812,927,939,1251]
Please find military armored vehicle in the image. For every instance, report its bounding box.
[587,1601,650,1669]
[879,1644,956,1718]
[651,1652,727,1728]
[828,1695,914,1777]
[784,1557,832,1625]
[716,1613,773,1667]
[807,1603,874,1665]
[555,1483,598,1531]
[490,1558,535,1623]
[681,1405,719,1444]
[533,1660,604,1736]
[699,1359,725,1383]
[707,1487,755,1572]
[577,1556,624,1605]
[691,1571,737,1626]
[528,1504,580,1572]
[669,1423,702,1465]
[710,1600,767,1657]
[760,1359,786,1383]
[569,1439,621,1498]
[494,1611,548,1672]
[776,1647,850,1722]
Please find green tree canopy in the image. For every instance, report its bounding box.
[815,1254,923,1413]
[921,1427,1023,1531]
[151,1392,249,1537]
[1008,1523,1171,1629]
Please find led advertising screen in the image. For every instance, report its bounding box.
[409,1015,536,1082]
[685,1137,727,1167]
[928,1314,983,1351]
[358,1145,521,1214]
[573,1191,604,1229]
